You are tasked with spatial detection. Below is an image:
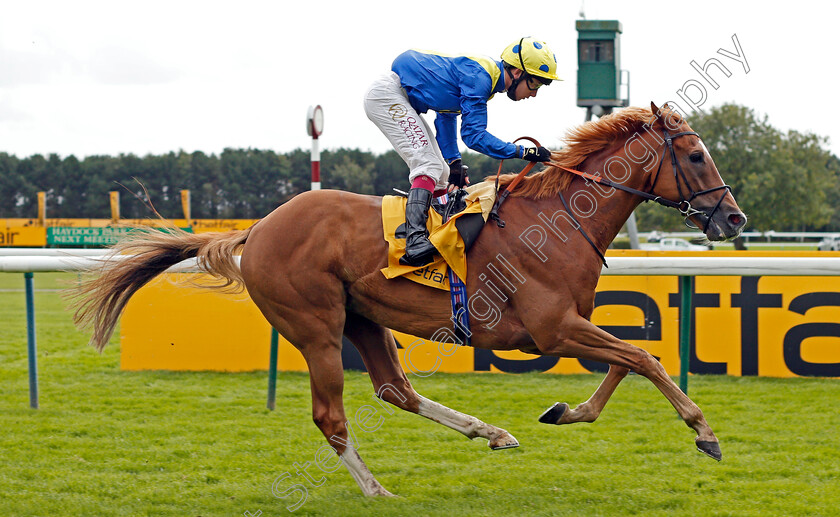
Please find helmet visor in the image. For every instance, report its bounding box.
[525,75,552,91]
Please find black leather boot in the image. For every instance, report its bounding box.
[399,187,438,267]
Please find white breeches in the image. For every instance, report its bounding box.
[364,72,449,189]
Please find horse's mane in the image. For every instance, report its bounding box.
[491,106,675,199]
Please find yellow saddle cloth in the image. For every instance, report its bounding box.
[381,182,497,290]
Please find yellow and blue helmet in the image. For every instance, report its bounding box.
[501,37,561,82]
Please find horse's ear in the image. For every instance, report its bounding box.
[650,101,663,126]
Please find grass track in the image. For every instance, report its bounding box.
[1,273,839,516]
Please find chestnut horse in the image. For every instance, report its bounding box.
[73,103,746,497]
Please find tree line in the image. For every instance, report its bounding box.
[1,103,838,231]
[0,147,508,221]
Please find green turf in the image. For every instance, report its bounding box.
[1,273,839,516]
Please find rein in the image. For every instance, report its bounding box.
[489,137,607,266]
[488,136,540,227]
[488,129,732,265]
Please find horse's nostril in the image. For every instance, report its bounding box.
[729,213,744,227]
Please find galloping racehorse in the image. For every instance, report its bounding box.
[73,103,746,497]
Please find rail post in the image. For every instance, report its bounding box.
[678,275,693,394]
[24,272,39,409]
[267,329,279,410]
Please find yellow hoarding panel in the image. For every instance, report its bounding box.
[191,219,259,232]
[393,331,475,375]
[46,219,94,227]
[5,218,40,227]
[121,274,273,372]
[115,219,190,228]
[0,226,46,246]
[120,263,840,377]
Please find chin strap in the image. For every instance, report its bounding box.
[506,67,525,100]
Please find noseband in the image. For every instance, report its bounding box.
[649,129,731,232]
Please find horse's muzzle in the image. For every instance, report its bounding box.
[690,206,747,241]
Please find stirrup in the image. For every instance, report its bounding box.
[399,240,436,266]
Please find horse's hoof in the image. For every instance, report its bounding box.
[538,402,568,425]
[490,431,519,450]
[367,486,396,497]
[696,440,722,461]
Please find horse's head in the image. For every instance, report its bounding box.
[645,102,747,241]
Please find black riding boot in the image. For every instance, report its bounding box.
[399,187,438,267]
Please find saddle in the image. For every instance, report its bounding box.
[380,182,497,290]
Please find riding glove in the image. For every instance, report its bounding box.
[447,159,469,188]
[521,146,552,162]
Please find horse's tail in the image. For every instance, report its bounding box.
[70,225,253,352]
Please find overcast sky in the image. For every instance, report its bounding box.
[2,1,838,162]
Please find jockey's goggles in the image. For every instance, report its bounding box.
[526,75,552,91]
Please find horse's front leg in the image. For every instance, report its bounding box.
[536,313,721,461]
[539,364,629,425]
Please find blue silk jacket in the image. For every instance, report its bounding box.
[391,49,521,162]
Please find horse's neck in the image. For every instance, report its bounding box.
[566,153,649,254]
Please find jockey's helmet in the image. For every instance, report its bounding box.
[501,37,561,83]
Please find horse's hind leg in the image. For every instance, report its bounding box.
[539,365,629,425]
[302,341,394,497]
[246,289,393,496]
[344,313,519,450]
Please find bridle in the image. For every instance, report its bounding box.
[648,128,731,233]
[488,129,732,265]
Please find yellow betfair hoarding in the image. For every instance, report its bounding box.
[121,274,273,372]
[5,218,41,227]
[47,219,96,227]
[191,219,259,233]
[85,219,257,232]
[120,253,840,377]
[0,226,47,246]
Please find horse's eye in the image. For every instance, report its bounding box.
[689,152,704,163]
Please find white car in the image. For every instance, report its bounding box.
[818,237,840,251]
[640,237,709,251]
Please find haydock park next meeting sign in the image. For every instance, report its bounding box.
[47,226,193,246]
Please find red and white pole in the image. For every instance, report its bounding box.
[307,105,324,191]
[311,136,321,190]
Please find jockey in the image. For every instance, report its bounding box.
[364,37,560,267]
